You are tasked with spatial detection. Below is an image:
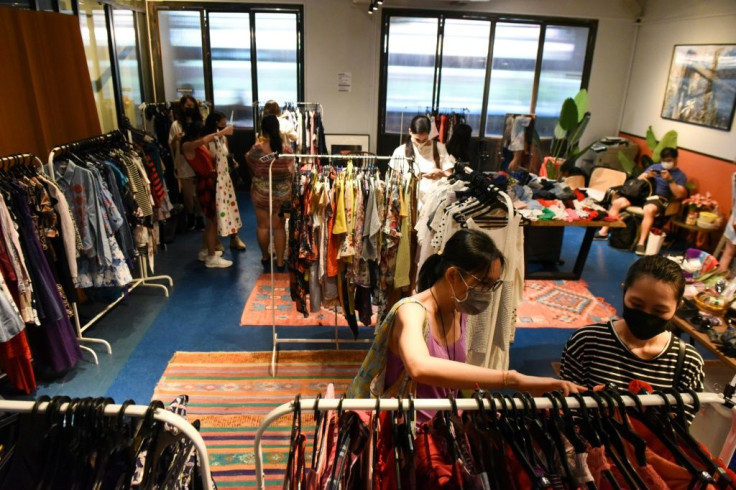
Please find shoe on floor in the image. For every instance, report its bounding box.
[230,236,246,251]
[205,255,233,268]
[635,244,646,255]
[261,259,271,274]
[198,249,223,261]
[593,232,608,241]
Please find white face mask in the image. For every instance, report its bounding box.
[661,161,674,170]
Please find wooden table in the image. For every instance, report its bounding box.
[671,314,736,371]
[670,219,721,252]
[525,219,625,280]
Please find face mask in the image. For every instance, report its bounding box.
[451,275,493,315]
[184,107,198,118]
[660,161,674,170]
[622,304,670,340]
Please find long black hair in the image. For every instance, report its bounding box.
[177,95,201,124]
[404,114,438,166]
[260,114,283,154]
[417,229,505,292]
[203,111,226,136]
[624,255,686,301]
[446,123,472,163]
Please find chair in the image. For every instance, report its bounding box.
[586,166,627,202]
[563,175,585,190]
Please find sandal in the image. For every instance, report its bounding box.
[593,231,608,240]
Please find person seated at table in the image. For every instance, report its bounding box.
[560,255,704,421]
[594,147,688,256]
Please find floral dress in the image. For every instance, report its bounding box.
[209,137,242,237]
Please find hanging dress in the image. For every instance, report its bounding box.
[208,136,242,237]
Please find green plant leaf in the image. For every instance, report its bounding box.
[618,150,636,175]
[573,89,589,122]
[652,130,678,162]
[553,123,566,140]
[559,98,579,131]
[646,126,658,151]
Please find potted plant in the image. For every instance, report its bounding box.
[617,126,678,177]
[534,88,591,180]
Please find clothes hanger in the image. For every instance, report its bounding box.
[283,394,302,490]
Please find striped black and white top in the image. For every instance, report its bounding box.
[560,321,704,399]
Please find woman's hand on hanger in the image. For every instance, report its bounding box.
[511,372,587,396]
[218,125,235,138]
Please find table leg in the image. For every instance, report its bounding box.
[571,227,597,280]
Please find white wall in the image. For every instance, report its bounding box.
[295,0,639,151]
[619,0,736,160]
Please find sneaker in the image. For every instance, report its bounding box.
[635,244,646,255]
[205,255,233,268]
[230,236,247,251]
[198,249,223,262]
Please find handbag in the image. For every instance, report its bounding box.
[613,178,652,206]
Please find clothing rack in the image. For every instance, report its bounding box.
[254,391,733,489]
[251,100,324,135]
[264,153,413,376]
[0,399,214,490]
[47,131,173,364]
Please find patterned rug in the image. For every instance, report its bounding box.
[153,350,365,489]
[240,272,376,327]
[516,279,617,328]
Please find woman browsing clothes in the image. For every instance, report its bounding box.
[203,112,246,252]
[245,115,295,272]
[180,118,235,268]
[349,228,584,423]
[560,255,704,420]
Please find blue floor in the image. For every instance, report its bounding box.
[3,191,688,404]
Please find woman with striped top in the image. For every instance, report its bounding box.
[560,255,704,421]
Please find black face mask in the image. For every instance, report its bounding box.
[622,304,670,340]
[184,107,198,118]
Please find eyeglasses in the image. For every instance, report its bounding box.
[465,272,503,293]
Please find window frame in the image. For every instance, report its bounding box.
[377,8,597,154]
[148,2,304,126]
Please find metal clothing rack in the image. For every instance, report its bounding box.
[254,391,734,489]
[251,100,324,136]
[47,131,173,364]
[263,153,413,376]
[0,399,214,490]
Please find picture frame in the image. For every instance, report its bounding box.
[324,134,371,155]
[661,44,736,131]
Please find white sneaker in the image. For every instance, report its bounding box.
[205,255,233,268]
[198,249,223,261]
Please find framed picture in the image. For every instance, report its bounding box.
[661,44,736,131]
[324,134,370,155]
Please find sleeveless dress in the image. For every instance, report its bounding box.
[208,137,242,236]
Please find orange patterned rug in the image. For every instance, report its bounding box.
[153,350,365,489]
[516,279,617,328]
[240,272,376,327]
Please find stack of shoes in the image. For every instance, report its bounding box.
[205,254,233,268]
[198,249,222,262]
[230,236,246,251]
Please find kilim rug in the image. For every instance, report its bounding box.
[240,272,377,327]
[516,279,617,328]
[153,350,365,489]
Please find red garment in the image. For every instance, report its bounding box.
[374,410,397,490]
[414,420,465,489]
[439,115,448,143]
[586,445,617,490]
[186,145,213,178]
[537,198,560,208]
[0,331,36,394]
[326,175,339,278]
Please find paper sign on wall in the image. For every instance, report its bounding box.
[338,72,352,93]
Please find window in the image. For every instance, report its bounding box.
[112,9,144,128]
[485,23,540,136]
[158,10,206,101]
[209,12,253,126]
[438,18,491,136]
[384,16,438,134]
[153,4,304,129]
[78,0,117,133]
[535,25,590,136]
[379,10,595,147]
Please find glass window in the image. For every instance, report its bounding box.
[485,23,541,136]
[209,12,253,128]
[385,16,439,134]
[255,12,297,105]
[112,9,143,128]
[438,18,491,136]
[78,0,117,132]
[158,10,205,101]
[535,25,589,136]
